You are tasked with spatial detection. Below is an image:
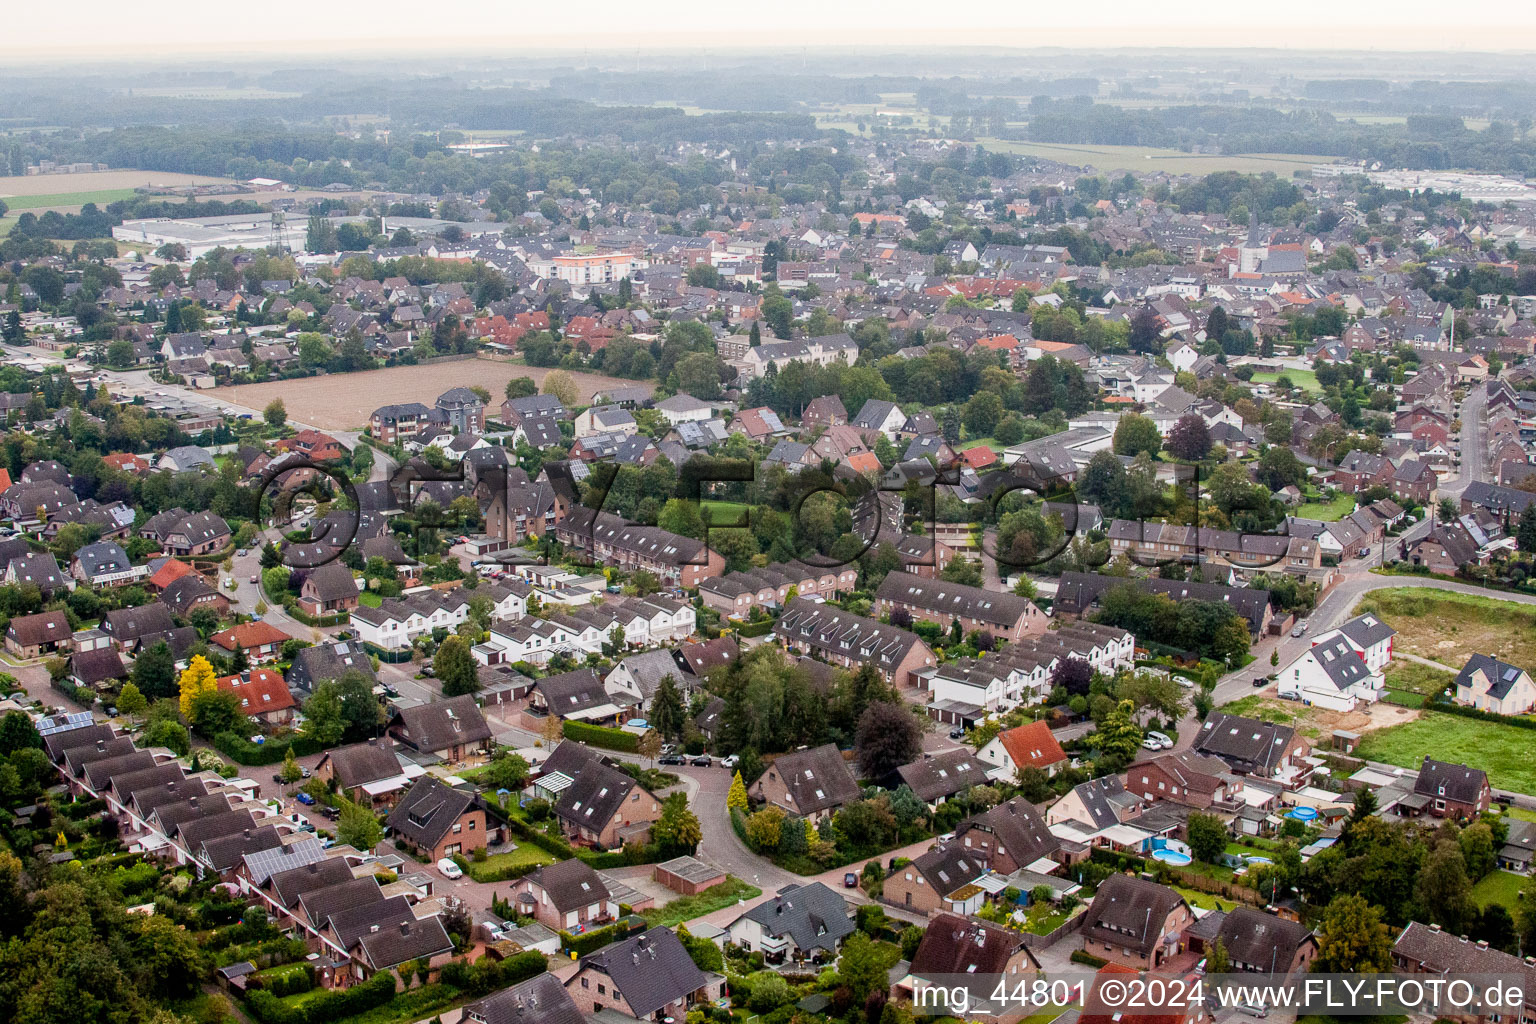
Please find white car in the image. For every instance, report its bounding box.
[1146,731,1173,748]
[720,754,739,769]
[437,858,463,879]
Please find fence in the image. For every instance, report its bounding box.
[1018,909,1086,949]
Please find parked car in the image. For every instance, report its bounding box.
[1291,621,1308,637]
[1253,677,1268,688]
[437,858,463,880]
[249,574,259,584]
[1147,731,1172,748]
[691,755,712,767]
[295,792,316,805]
[949,725,966,739]
[720,754,739,769]
[843,873,859,888]
[320,805,340,820]
[659,754,686,766]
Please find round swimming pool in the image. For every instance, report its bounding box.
[1245,856,1273,865]
[1151,848,1192,866]
[1287,806,1318,821]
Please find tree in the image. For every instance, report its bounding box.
[838,932,895,1002]
[1097,699,1142,765]
[1205,937,1231,975]
[142,719,190,756]
[744,805,785,850]
[1416,840,1475,933]
[263,398,287,428]
[131,640,177,700]
[854,701,922,779]
[1015,765,1053,803]
[1166,413,1211,462]
[638,730,663,766]
[539,714,563,748]
[652,792,703,855]
[484,750,531,792]
[1049,657,1094,697]
[1112,413,1162,459]
[505,376,538,400]
[302,684,345,746]
[728,771,750,813]
[1518,504,1536,554]
[1313,893,1394,973]
[115,682,148,722]
[650,675,686,741]
[435,635,480,696]
[1186,812,1228,863]
[0,711,41,757]
[542,369,579,408]
[336,801,383,852]
[1205,306,1229,345]
[280,746,303,786]
[176,655,219,721]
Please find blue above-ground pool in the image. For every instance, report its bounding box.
[1245,856,1273,865]
[1152,848,1193,865]
[1286,806,1319,821]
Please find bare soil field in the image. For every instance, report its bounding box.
[1216,691,1416,743]
[207,358,646,430]
[0,169,233,197]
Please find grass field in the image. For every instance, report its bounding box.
[357,591,382,608]
[641,876,760,927]
[971,138,1334,176]
[1355,711,1536,795]
[1472,869,1527,909]
[0,169,232,196]
[0,188,137,211]
[1383,661,1456,697]
[1295,492,1357,522]
[1251,369,1322,394]
[1353,588,1536,670]
[463,843,557,883]
[700,500,753,526]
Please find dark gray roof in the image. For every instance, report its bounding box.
[1193,713,1297,775]
[352,908,454,971]
[735,882,853,953]
[523,858,610,914]
[1216,906,1315,972]
[70,646,127,685]
[1456,653,1530,701]
[201,824,284,873]
[390,694,491,753]
[303,562,358,602]
[286,640,376,692]
[555,759,641,833]
[386,776,477,850]
[1305,634,1372,691]
[1336,613,1395,650]
[577,927,708,1019]
[896,748,988,803]
[760,743,860,816]
[957,796,1060,866]
[269,856,356,907]
[875,570,1037,631]
[105,602,176,640]
[464,971,587,1024]
[1414,757,1489,805]
[322,739,404,790]
[1078,873,1188,957]
[299,875,384,928]
[73,541,131,577]
[910,911,1036,976]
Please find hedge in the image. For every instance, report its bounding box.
[214,731,324,766]
[283,601,350,628]
[1421,699,1536,731]
[1070,950,1108,967]
[561,924,617,956]
[50,676,91,705]
[561,720,640,753]
[735,619,776,638]
[245,967,396,1024]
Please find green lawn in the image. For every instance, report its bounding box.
[463,843,557,882]
[699,501,752,527]
[357,591,382,608]
[1472,869,1528,909]
[0,188,137,210]
[1355,711,1536,795]
[1294,492,1357,521]
[1174,886,1239,912]
[1354,588,1536,671]
[1251,369,1322,394]
[959,437,997,451]
[1383,661,1456,697]
[641,876,760,926]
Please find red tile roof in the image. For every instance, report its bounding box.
[147,558,196,590]
[998,721,1068,771]
[210,621,293,651]
[958,446,997,469]
[216,668,295,714]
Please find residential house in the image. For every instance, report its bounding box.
[951,796,1062,874]
[464,972,587,1024]
[555,758,662,850]
[977,721,1069,779]
[5,609,72,659]
[162,512,231,556]
[511,859,616,931]
[749,744,860,824]
[215,669,296,726]
[1192,713,1310,781]
[881,840,993,917]
[1413,757,1491,819]
[722,882,854,961]
[1077,874,1192,970]
[1125,751,1244,811]
[773,598,936,688]
[563,927,720,1020]
[386,776,487,862]
[387,695,493,764]
[297,563,360,617]
[1453,654,1536,715]
[873,571,1048,642]
[1276,632,1385,712]
[895,748,989,807]
[313,739,416,808]
[902,912,1040,1005]
[1215,907,1317,974]
[210,621,293,664]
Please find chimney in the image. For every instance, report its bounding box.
[370,924,380,933]
[1430,923,1441,932]
[400,922,411,936]
[1477,940,1489,950]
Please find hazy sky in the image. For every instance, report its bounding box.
[12,0,1536,57]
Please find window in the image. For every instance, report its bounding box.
[581,979,589,989]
